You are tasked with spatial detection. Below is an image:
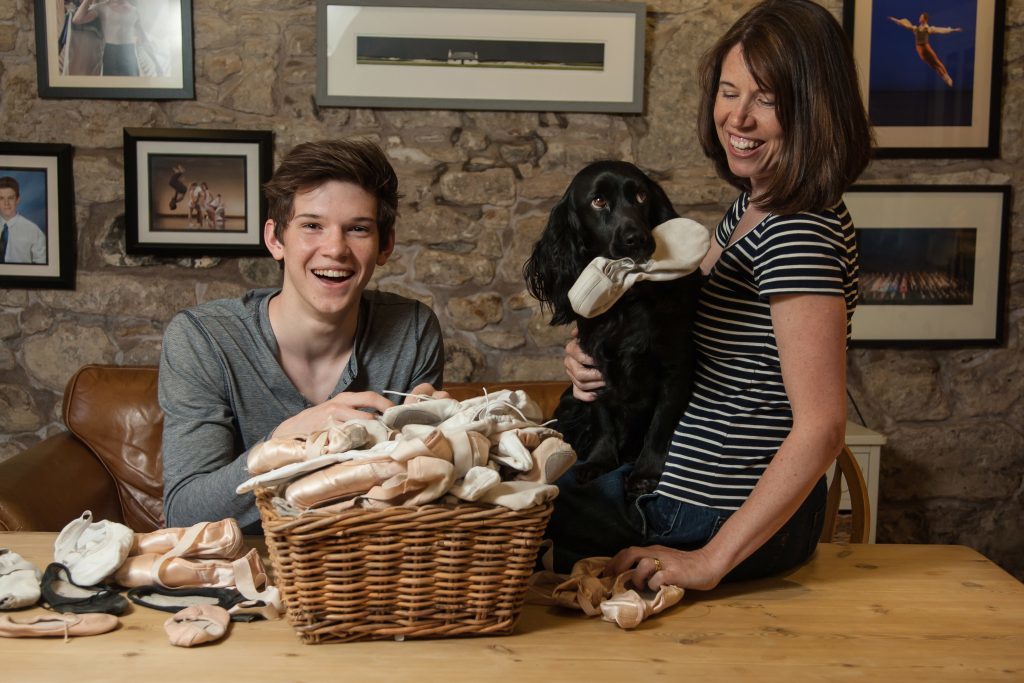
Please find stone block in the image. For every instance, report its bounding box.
[0,384,44,432]
[446,292,503,331]
[22,323,117,392]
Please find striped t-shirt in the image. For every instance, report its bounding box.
[656,193,859,510]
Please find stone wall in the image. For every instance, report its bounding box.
[1,0,1021,578]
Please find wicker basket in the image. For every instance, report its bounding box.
[255,488,553,643]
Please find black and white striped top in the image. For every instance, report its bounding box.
[656,193,859,510]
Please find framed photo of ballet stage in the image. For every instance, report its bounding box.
[123,128,273,257]
[843,0,1005,158]
[32,0,194,100]
[316,0,646,112]
[0,142,76,290]
[844,185,1010,346]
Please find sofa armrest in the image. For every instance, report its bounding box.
[0,432,125,531]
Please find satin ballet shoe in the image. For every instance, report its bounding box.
[363,456,455,506]
[39,563,128,615]
[448,465,501,502]
[381,397,462,428]
[518,437,577,484]
[475,480,559,511]
[284,458,407,509]
[164,605,230,647]
[445,430,491,478]
[53,511,134,587]
[387,428,453,463]
[306,419,372,456]
[130,518,245,560]
[0,612,119,639]
[0,549,41,610]
[114,547,267,591]
[599,571,684,629]
[245,437,309,475]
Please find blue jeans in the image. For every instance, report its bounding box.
[545,463,826,581]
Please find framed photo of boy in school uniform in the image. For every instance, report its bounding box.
[0,142,76,290]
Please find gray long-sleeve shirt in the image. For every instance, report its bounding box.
[159,288,444,532]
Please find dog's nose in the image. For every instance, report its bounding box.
[613,225,653,258]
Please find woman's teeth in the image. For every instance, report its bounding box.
[730,136,762,151]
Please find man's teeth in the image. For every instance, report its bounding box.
[731,136,761,151]
[313,269,351,278]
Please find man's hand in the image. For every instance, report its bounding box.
[272,391,395,438]
[404,383,450,403]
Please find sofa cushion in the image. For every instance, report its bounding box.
[63,365,165,531]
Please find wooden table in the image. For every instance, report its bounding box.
[2,533,1022,682]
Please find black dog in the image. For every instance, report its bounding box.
[523,160,702,496]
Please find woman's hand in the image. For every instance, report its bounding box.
[564,328,605,401]
[606,544,725,592]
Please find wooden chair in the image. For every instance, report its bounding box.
[820,446,871,543]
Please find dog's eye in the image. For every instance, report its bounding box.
[591,196,607,209]
[636,191,648,204]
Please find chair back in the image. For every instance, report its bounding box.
[820,446,871,543]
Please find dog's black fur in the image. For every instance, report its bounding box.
[523,160,701,496]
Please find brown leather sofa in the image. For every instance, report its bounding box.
[0,364,570,532]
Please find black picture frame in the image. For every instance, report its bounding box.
[316,0,646,113]
[0,142,76,290]
[33,0,195,100]
[844,184,1010,346]
[843,0,1005,158]
[123,128,273,257]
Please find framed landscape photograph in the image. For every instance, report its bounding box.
[844,0,1004,158]
[123,128,273,257]
[33,0,195,100]
[316,0,646,112]
[844,185,1010,346]
[0,142,76,290]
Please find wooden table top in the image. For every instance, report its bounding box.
[2,532,1022,682]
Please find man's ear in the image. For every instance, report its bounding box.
[264,219,284,261]
[376,229,395,266]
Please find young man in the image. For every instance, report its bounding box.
[0,177,47,264]
[159,139,445,532]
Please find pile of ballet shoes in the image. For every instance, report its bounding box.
[237,389,578,514]
[526,556,684,630]
[0,511,281,647]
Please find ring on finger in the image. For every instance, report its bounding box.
[652,557,663,573]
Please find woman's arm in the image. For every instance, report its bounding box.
[72,0,98,24]
[609,292,848,590]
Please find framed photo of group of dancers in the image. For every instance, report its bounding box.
[844,185,1010,346]
[0,143,76,289]
[844,0,1005,158]
[123,128,273,257]
[315,0,646,112]
[32,0,194,99]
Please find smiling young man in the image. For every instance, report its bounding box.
[0,177,47,264]
[159,139,445,532]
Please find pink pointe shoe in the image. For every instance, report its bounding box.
[130,518,245,560]
[114,547,268,592]
[164,605,231,647]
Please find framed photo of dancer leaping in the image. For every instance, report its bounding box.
[33,0,194,100]
[843,0,1005,158]
[844,185,1010,346]
[123,128,273,257]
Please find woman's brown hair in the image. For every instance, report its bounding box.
[696,0,872,214]
[262,138,400,250]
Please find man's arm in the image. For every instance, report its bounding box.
[888,16,914,30]
[928,26,963,34]
[159,313,263,532]
[30,224,46,264]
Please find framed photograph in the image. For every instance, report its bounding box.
[123,128,273,257]
[844,0,1005,158]
[0,143,76,290]
[845,185,1010,346]
[33,0,194,100]
[316,0,646,112]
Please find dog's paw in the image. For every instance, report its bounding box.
[625,473,659,498]
[572,461,608,485]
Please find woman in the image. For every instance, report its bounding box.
[552,0,872,590]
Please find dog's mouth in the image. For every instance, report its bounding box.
[608,232,655,261]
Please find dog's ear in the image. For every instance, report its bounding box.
[646,177,680,226]
[523,191,589,326]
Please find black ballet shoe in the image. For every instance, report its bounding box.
[127,585,276,622]
[40,563,129,616]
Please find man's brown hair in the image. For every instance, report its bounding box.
[0,177,21,197]
[696,0,872,214]
[263,138,400,250]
